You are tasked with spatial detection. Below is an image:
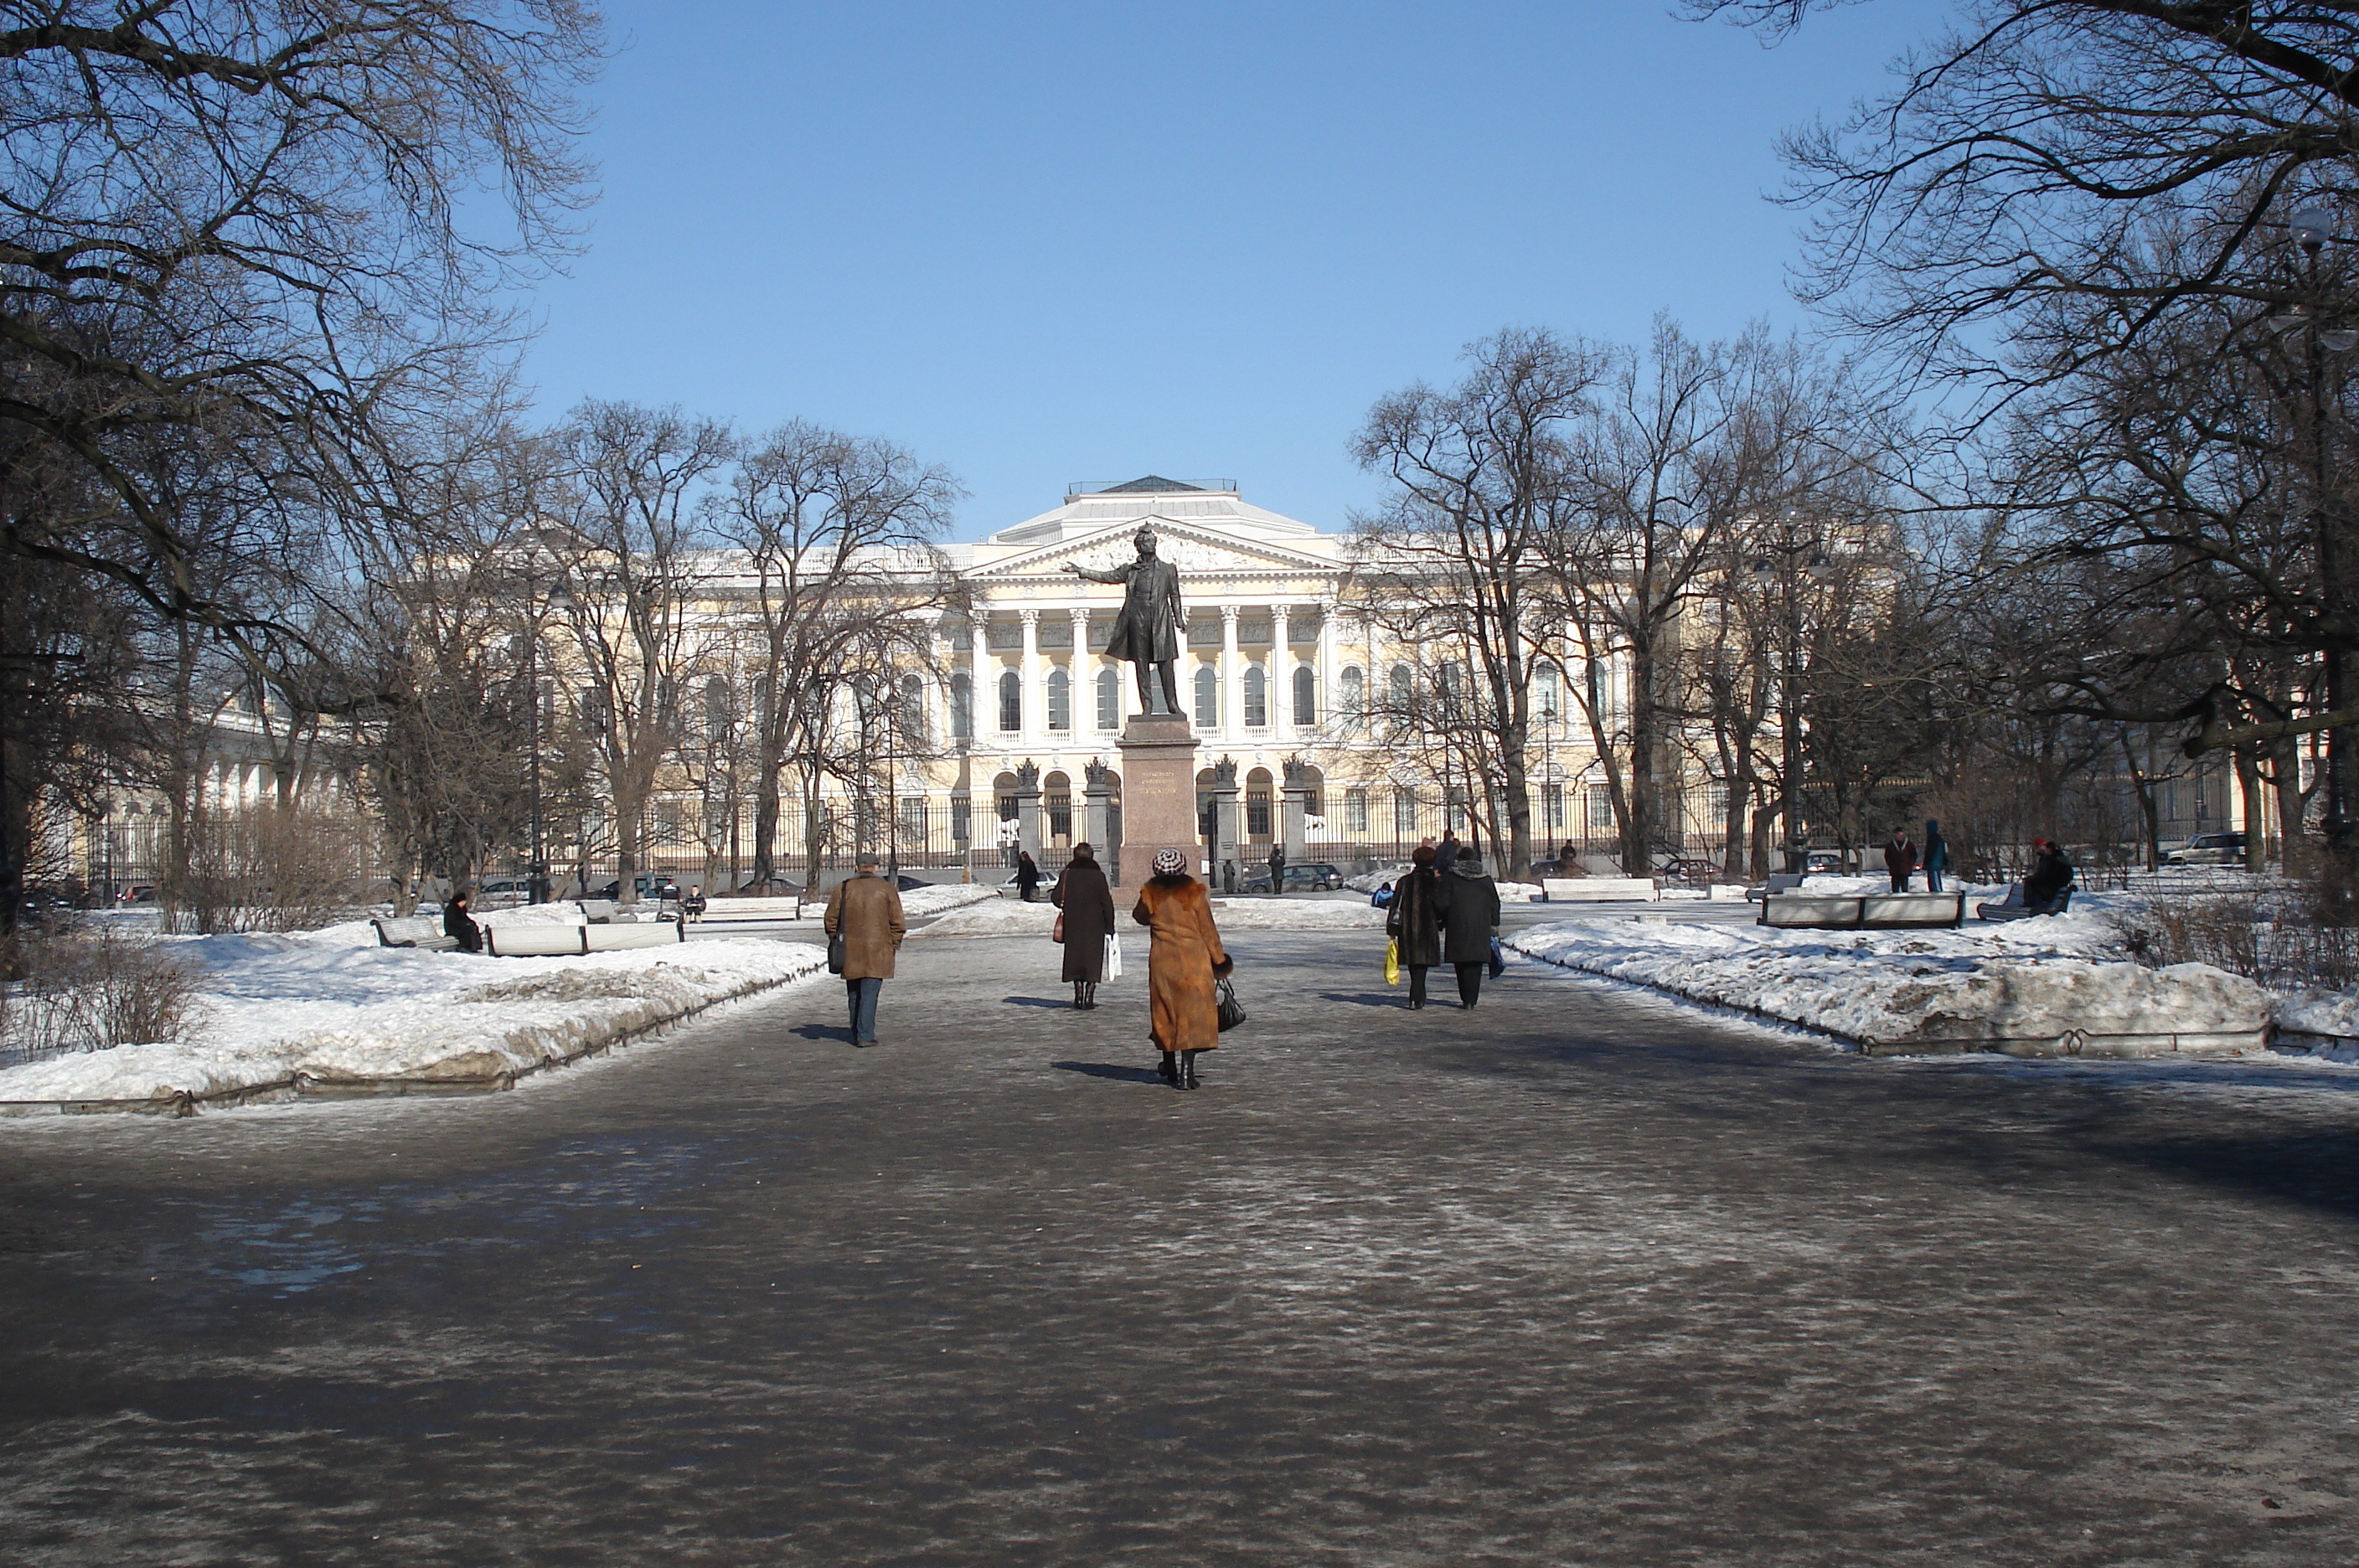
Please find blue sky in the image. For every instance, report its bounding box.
[514,1,1949,539]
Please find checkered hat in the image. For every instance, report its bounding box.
[1152,848,1187,875]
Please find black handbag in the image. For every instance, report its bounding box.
[827,929,846,975]
[1216,977,1245,1032]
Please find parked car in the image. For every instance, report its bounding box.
[895,874,931,891]
[116,884,157,905]
[1345,863,1411,894]
[1804,849,1845,874]
[2165,831,2247,867]
[1655,856,1722,887]
[1238,862,1345,894]
[589,874,680,901]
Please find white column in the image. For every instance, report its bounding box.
[969,617,989,744]
[1070,608,1092,737]
[1271,604,1293,742]
[1315,597,1338,732]
[1019,609,1041,745]
[1221,603,1242,736]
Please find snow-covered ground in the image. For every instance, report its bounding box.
[1505,892,2279,1057]
[0,904,827,1112]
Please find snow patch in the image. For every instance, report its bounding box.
[0,930,827,1112]
[1506,916,2270,1055]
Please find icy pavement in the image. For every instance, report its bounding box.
[3,928,2358,1563]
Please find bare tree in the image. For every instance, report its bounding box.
[1347,328,1608,880]
[551,401,732,905]
[1543,319,1882,874]
[707,421,959,891]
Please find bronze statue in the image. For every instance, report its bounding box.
[1066,524,1186,719]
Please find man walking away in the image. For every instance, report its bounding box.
[1436,830,1461,874]
[1267,842,1286,896]
[1883,827,1918,894]
[825,851,906,1046]
[1435,848,1502,1008]
[1922,821,1949,895]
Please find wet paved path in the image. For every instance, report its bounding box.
[6,924,2359,1565]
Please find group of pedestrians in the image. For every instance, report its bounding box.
[824,841,1235,1091]
[1380,843,1504,1009]
[1882,821,1950,892]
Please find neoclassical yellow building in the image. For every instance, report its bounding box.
[756,474,1615,878]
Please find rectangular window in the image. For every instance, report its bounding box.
[1345,787,1370,835]
[1544,783,1565,832]
[1704,780,1730,824]
[1587,784,1615,833]
[1393,790,1419,838]
[1247,789,1272,838]
[897,797,927,841]
[1047,791,1072,838]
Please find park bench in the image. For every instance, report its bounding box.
[1976,884,2075,922]
[1541,876,1658,903]
[1758,890,1966,931]
[684,895,808,927]
[484,918,684,957]
[372,915,459,951]
[1746,873,1809,903]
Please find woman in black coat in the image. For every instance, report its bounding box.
[443,887,484,953]
[1385,844,1444,1008]
[1051,843,1118,1008]
[1016,850,1041,902]
[1434,851,1503,1008]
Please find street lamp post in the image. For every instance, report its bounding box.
[1752,533,1832,876]
[2275,204,2358,892]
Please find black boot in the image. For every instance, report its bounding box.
[1073,981,1087,1009]
[1159,1050,1178,1086]
[1180,1050,1200,1091]
[1081,982,1097,1009]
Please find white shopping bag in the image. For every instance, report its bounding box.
[1104,933,1123,978]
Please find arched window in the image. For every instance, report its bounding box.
[1194,665,1219,729]
[704,676,730,743]
[1340,666,1364,730]
[998,669,1021,732]
[949,673,973,740]
[1292,666,1316,726]
[899,673,927,746]
[1046,667,1071,731]
[1246,766,1274,838]
[1534,663,1561,723]
[1096,667,1121,730]
[1389,664,1413,715]
[579,685,607,735]
[1243,665,1267,728]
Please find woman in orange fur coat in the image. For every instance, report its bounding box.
[1132,847,1231,1091]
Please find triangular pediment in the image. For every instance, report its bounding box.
[963,518,1335,580]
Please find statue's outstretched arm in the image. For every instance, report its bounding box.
[1064,562,1129,584]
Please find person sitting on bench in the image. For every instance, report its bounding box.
[2023,838,2075,914]
[681,884,708,922]
[442,887,484,953]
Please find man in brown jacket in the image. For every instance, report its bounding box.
[823,851,906,1046]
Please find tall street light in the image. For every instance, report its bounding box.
[2274,204,2357,894]
[1752,531,1832,876]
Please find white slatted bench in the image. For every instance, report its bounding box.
[372,916,458,951]
[1541,877,1659,903]
[687,895,808,926]
[485,920,684,957]
[1760,891,1966,931]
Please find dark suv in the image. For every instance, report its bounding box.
[1240,862,1344,894]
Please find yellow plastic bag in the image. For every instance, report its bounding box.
[1384,938,1400,986]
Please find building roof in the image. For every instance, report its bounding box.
[1098,475,1203,493]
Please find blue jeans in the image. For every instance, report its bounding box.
[844,977,882,1041]
[1926,865,1944,893]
